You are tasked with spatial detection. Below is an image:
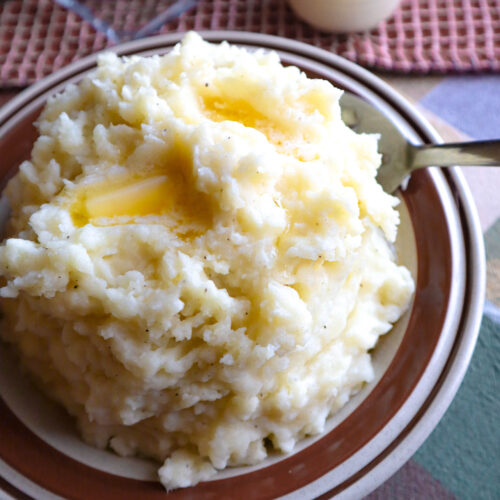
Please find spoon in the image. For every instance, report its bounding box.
[340,93,500,194]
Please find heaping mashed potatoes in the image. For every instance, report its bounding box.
[0,33,414,488]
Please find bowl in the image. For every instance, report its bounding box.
[0,31,485,499]
[287,0,402,33]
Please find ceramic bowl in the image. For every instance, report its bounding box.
[287,0,402,33]
[0,32,485,500]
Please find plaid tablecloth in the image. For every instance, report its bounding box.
[0,0,500,87]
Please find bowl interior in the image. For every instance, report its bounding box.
[0,37,458,500]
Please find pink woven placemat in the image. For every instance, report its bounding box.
[1,0,499,87]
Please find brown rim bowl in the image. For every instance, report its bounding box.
[0,32,485,500]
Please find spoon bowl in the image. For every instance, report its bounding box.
[340,92,500,193]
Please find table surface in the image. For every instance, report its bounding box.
[367,72,500,500]
[0,68,499,500]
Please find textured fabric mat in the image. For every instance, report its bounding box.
[0,0,499,87]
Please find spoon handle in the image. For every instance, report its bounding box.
[410,140,500,168]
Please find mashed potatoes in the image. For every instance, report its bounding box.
[0,33,414,489]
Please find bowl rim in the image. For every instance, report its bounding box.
[0,31,485,500]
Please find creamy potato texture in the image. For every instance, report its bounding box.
[0,33,414,488]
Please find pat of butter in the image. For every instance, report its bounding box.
[71,175,172,224]
[85,175,171,218]
[69,172,212,230]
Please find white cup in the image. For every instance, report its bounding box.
[287,0,402,33]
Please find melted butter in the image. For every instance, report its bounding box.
[70,172,212,231]
[201,96,292,149]
[202,96,269,129]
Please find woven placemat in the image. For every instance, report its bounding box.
[0,0,499,87]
